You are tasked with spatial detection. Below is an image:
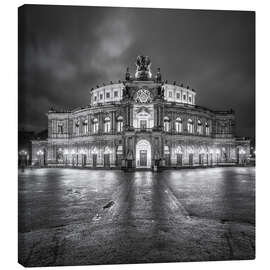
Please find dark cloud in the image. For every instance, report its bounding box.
[19,5,255,138]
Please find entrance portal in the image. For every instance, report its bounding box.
[104,154,110,167]
[92,154,97,167]
[139,150,147,166]
[136,139,151,168]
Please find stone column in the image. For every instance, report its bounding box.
[52,119,55,135]
[170,111,173,132]
[79,117,82,135]
[111,111,115,132]
[125,105,130,128]
[154,104,158,128]
[130,105,133,128]
[156,106,158,127]
[88,114,91,134]
[65,119,68,135]
[48,119,52,138]
[99,112,103,134]
[127,106,130,127]
[160,105,164,129]
[171,111,175,132]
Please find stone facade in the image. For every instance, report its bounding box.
[31,56,250,169]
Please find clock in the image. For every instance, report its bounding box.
[134,89,152,103]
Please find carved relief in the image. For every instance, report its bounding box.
[134,89,153,103]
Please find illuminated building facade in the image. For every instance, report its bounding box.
[31,56,250,169]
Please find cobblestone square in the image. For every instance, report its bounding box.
[18,167,255,266]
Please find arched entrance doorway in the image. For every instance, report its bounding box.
[136,139,151,168]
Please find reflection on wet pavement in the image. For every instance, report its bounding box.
[19,167,255,266]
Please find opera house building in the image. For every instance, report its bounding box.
[31,56,250,170]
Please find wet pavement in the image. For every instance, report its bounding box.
[18,167,255,266]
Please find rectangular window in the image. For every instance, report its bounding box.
[106,92,110,99]
[99,94,103,100]
[114,91,118,97]
[57,124,63,134]
[140,120,147,130]
[117,121,123,132]
[189,96,192,103]
[176,153,182,166]
[169,91,172,98]
[94,95,97,101]
[176,92,180,99]
[183,94,186,100]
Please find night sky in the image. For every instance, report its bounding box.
[19,5,255,139]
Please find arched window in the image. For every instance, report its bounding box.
[163,117,170,132]
[92,118,98,133]
[104,117,111,133]
[83,119,88,134]
[75,120,80,135]
[175,117,182,133]
[197,120,203,135]
[117,116,123,132]
[187,119,194,133]
[206,122,210,136]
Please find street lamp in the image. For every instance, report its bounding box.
[215,149,220,165]
[70,149,77,166]
[209,150,214,166]
[239,148,246,165]
[79,149,86,167]
[239,149,246,155]
[37,150,44,167]
[63,149,69,166]
[199,150,205,166]
[19,150,28,169]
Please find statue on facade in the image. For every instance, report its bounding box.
[123,86,131,99]
[155,67,162,82]
[125,67,131,81]
[135,55,152,80]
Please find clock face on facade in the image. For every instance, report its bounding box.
[134,89,152,103]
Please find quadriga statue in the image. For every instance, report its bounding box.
[135,55,152,80]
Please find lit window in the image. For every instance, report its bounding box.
[114,91,118,97]
[197,120,202,134]
[187,119,194,133]
[175,117,182,133]
[106,92,110,99]
[164,117,170,132]
[93,118,98,133]
[104,117,111,133]
[117,116,123,132]
[83,119,88,134]
[140,120,147,130]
